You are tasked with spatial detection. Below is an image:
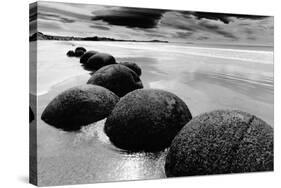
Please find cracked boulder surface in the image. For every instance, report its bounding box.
[165,110,273,177]
[104,89,192,152]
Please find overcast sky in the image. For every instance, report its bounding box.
[30,1,273,45]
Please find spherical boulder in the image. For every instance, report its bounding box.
[29,107,34,123]
[87,64,143,97]
[66,50,75,57]
[104,89,192,151]
[165,110,273,177]
[80,50,99,64]
[75,47,86,53]
[119,62,142,76]
[84,52,116,71]
[41,85,119,131]
[75,49,85,57]
[74,47,86,57]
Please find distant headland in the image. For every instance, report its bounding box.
[29,32,169,43]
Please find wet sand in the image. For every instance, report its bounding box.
[32,41,273,186]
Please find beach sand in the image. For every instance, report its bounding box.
[31,41,273,186]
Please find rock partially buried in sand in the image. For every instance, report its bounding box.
[80,50,98,64]
[87,64,143,97]
[41,85,119,131]
[29,107,34,123]
[75,49,85,57]
[66,50,75,57]
[74,47,86,57]
[84,52,116,71]
[75,47,86,53]
[119,62,142,76]
[104,89,192,151]
[165,110,273,177]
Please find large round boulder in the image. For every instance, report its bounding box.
[119,62,142,76]
[84,52,116,71]
[87,64,143,97]
[165,110,273,177]
[80,50,98,64]
[41,85,119,131]
[104,89,192,151]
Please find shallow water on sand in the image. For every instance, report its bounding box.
[32,41,273,186]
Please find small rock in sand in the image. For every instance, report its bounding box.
[66,50,75,57]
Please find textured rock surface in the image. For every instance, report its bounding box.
[119,62,142,76]
[165,110,273,177]
[87,64,143,97]
[66,50,75,57]
[80,50,98,64]
[104,89,192,151]
[41,85,119,131]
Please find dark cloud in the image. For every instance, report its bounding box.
[39,21,63,31]
[198,21,238,39]
[29,2,37,22]
[213,29,238,40]
[133,28,168,38]
[29,20,37,34]
[199,21,220,30]
[244,28,254,35]
[173,31,193,39]
[247,36,257,40]
[39,5,91,21]
[145,32,167,38]
[90,25,110,30]
[197,36,209,40]
[164,22,196,31]
[164,15,238,40]
[38,13,75,23]
[239,23,251,26]
[92,7,166,29]
[182,11,269,24]
[31,2,273,45]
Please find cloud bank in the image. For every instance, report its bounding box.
[31,1,274,46]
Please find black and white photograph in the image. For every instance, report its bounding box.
[29,1,274,186]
